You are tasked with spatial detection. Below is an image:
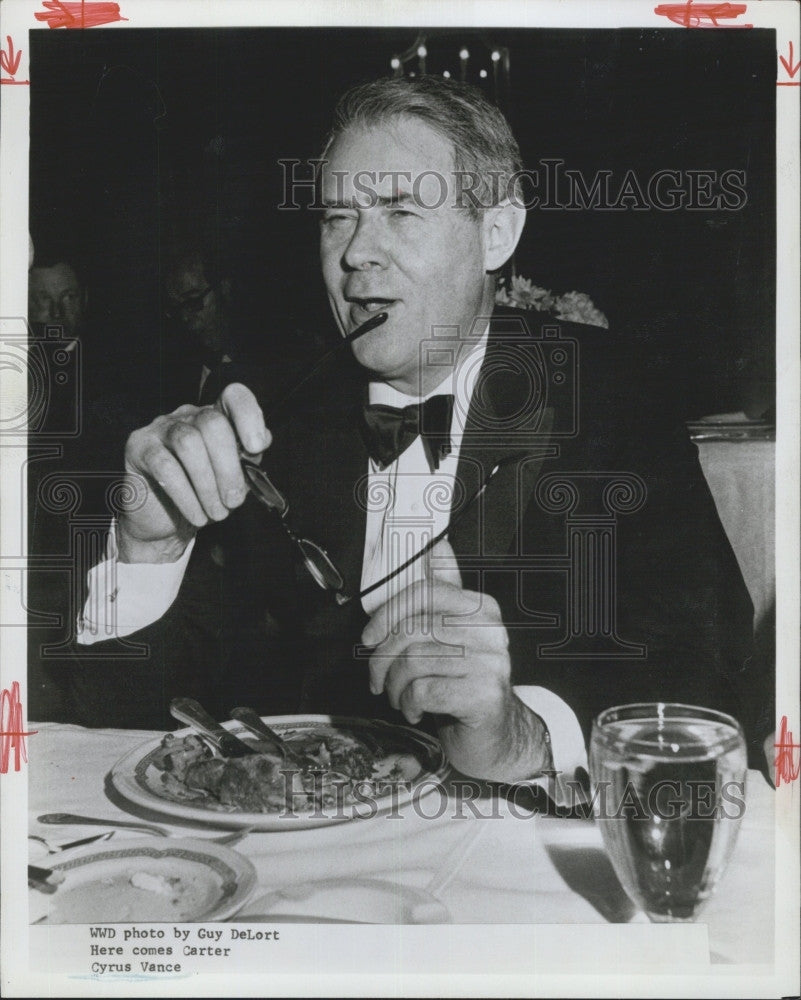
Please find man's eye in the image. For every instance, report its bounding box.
[322,213,354,227]
[390,208,418,219]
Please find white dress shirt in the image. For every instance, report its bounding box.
[359,338,484,615]
[79,332,587,791]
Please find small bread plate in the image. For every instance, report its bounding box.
[29,838,257,924]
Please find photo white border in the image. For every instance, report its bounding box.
[1,1,798,996]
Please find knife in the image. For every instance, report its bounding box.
[169,698,259,758]
[30,831,113,853]
[229,707,322,768]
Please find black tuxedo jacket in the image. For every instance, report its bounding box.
[64,309,762,752]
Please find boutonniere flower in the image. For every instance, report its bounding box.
[496,275,609,329]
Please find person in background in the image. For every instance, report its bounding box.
[27,242,89,718]
[28,251,87,338]
[162,242,238,405]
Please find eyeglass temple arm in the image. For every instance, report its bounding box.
[335,453,528,607]
[265,311,388,421]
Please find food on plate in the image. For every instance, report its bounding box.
[110,717,447,829]
[150,728,411,814]
[129,870,181,896]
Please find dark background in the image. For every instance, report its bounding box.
[26,26,777,723]
[29,27,776,434]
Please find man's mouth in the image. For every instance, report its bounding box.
[348,296,396,314]
[347,297,397,327]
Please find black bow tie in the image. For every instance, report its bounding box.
[361,393,455,471]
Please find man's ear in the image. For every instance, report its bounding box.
[482,199,526,273]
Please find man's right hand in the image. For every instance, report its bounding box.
[117,383,272,563]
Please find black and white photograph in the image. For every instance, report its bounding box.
[1,1,798,996]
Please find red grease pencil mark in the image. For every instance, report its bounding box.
[778,42,801,87]
[35,1,128,29]
[653,2,752,28]
[0,682,37,774]
[0,36,29,85]
[774,716,801,787]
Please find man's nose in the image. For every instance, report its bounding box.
[341,215,387,271]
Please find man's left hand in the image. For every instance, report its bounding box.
[361,541,552,782]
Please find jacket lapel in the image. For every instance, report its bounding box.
[449,310,558,563]
[285,307,559,595]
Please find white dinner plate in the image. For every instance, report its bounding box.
[110,715,449,831]
[29,838,257,924]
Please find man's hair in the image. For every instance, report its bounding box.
[321,75,523,214]
[29,240,86,287]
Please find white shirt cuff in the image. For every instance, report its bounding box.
[77,521,196,644]
[512,685,589,806]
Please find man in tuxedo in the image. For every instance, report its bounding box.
[70,76,762,782]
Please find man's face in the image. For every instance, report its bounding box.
[164,256,227,353]
[28,263,85,334]
[320,118,494,396]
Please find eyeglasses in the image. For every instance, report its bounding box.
[237,309,521,606]
[241,450,525,607]
[241,458,345,593]
[164,283,218,320]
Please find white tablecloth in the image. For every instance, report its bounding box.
[27,723,775,965]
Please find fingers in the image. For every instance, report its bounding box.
[398,671,500,726]
[363,580,509,726]
[368,601,507,689]
[373,640,509,727]
[381,642,467,713]
[427,537,462,588]
[162,420,230,522]
[362,580,494,648]
[194,407,249,509]
[216,382,272,457]
[364,584,503,696]
[369,614,507,705]
[125,384,271,531]
[131,439,209,529]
